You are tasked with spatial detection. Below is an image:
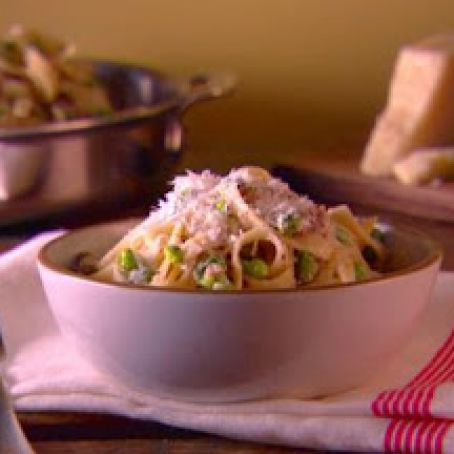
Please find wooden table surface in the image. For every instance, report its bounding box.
[2,150,454,453]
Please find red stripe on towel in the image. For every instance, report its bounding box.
[422,422,439,454]
[372,329,454,452]
[414,420,434,454]
[373,330,454,418]
[424,421,444,454]
[384,419,402,452]
[384,419,451,453]
[401,388,418,417]
[403,420,421,452]
[407,331,454,388]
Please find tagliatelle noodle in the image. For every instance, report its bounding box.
[92,167,386,289]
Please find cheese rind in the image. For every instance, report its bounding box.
[393,147,454,185]
[361,35,454,177]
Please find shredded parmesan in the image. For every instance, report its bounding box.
[141,168,327,249]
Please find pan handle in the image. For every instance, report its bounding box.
[176,72,237,111]
[163,72,237,153]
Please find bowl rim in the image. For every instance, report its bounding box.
[37,217,443,295]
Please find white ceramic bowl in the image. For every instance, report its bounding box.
[37,218,442,402]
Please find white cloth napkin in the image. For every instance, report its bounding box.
[1,232,454,453]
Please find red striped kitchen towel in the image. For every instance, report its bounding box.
[0,233,453,453]
[371,329,454,453]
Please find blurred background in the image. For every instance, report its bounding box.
[3,0,454,238]
[4,0,454,171]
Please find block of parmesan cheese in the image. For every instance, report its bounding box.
[360,34,454,177]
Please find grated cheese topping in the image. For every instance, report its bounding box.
[142,167,327,250]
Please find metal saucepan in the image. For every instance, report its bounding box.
[0,61,236,225]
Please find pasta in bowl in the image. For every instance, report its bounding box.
[37,167,442,402]
[89,167,386,290]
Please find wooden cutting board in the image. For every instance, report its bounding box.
[273,151,454,222]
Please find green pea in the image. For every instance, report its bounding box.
[242,258,269,278]
[297,251,319,283]
[142,266,155,283]
[336,226,351,245]
[280,213,300,236]
[215,199,227,213]
[164,245,184,264]
[194,255,225,278]
[354,262,368,281]
[212,278,234,290]
[194,255,230,289]
[197,274,215,289]
[117,248,138,271]
[197,274,232,290]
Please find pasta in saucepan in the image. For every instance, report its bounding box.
[91,167,386,289]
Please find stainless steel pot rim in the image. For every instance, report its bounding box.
[0,60,236,141]
[0,99,180,140]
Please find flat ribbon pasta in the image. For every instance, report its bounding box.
[91,167,386,289]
